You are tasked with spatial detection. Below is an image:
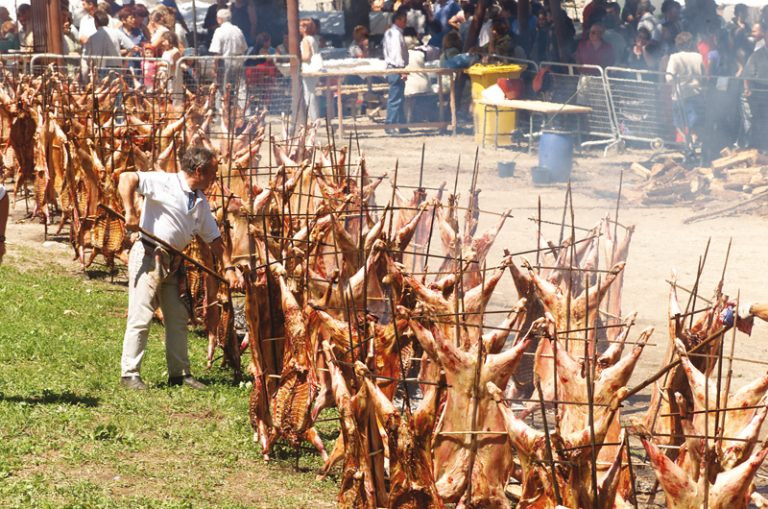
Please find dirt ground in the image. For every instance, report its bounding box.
[4,128,768,502]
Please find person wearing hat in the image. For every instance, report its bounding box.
[637,0,661,41]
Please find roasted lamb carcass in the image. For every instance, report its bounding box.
[321,342,378,508]
[642,433,768,509]
[487,381,628,508]
[406,305,535,508]
[355,360,444,509]
[261,265,327,462]
[643,278,729,442]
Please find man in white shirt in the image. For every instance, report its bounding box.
[209,9,248,92]
[384,7,409,134]
[118,147,240,390]
[79,0,98,44]
[0,184,7,264]
[209,8,247,57]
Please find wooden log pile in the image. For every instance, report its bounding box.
[631,149,768,205]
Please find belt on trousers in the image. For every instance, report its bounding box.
[141,238,184,274]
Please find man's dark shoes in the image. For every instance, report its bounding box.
[398,128,410,134]
[120,376,147,390]
[385,128,398,135]
[168,375,207,390]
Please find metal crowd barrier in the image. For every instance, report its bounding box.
[604,67,679,150]
[29,53,171,92]
[539,61,619,150]
[0,53,34,78]
[176,54,300,117]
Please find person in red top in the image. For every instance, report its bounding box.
[575,22,614,67]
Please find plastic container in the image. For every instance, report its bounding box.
[538,131,574,182]
[465,64,525,146]
[497,161,516,178]
[531,166,551,185]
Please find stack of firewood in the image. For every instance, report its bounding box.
[630,149,768,205]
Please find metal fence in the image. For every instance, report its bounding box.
[29,53,172,91]
[604,67,679,150]
[0,53,34,79]
[176,54,300,116]
[539,61,619,149]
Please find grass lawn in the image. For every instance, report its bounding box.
[0,254,339,508]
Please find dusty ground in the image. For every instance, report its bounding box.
[4,129,768,503]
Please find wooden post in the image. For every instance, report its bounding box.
[286,0,301,127]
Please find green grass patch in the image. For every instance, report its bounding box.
[0,261,338,508]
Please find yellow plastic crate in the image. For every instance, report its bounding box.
[465,64,525,146]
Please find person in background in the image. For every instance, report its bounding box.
[83,9,121,79]
[148,8,171,48]
[575,22,614,67]
[142,44,158,91]
[582,0,605,28]
[636,0,661,42]
[133,4,151,40]
[298,18,320,121]
[0,7,10,25]
[118,6,146,48]
[254,32,275,55]
[275,31,289,54]
[160,0,190,35]
[203,0,228,48]
[625,27,656,69]
[697,21,719,74]
[666,31,703,141]
[384,7,409,134]
[530,7,555,61]
[98,1,121,28]
[0,21,20,53]
[0,182,7,264]
[16,4,33,52]
[484,18,526,61]
[581,0,607,35]
[104,0,122,16]
[80,0,98,44]
[209,8,247,60]
[741,23,768,148]
[117,147,240,391]
[61,12,81,56]
[159,30,181,68]
[429,0,460,35]
[661,0,682,41]
[602,2,628,66]
[349,25,370,58]
[753,22,764,52]
[230,0,255,47]
[621,0,639,27]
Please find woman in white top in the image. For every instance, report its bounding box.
[300,18,321,121]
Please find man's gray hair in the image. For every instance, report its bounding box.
[217,8,231,22]
[181,147,216,174]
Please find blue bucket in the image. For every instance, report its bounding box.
[538,131,574,182]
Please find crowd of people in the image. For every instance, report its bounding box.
[2,0,767,147]
[1,0,286,88]
[347,0,768,148]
